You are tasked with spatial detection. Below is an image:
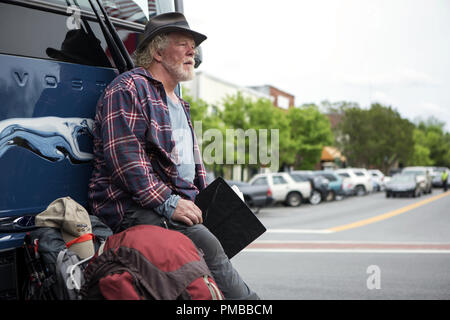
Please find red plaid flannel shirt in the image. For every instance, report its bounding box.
[88,67,207,230]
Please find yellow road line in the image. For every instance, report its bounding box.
[329,191,450,233]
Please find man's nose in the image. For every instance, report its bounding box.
[187,44,195,56]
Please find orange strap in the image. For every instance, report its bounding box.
[66,233,94,248]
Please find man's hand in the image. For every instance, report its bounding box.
[171,199,203,226]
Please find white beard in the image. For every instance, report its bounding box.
[162,59,195,82]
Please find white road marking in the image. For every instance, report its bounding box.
[243,248,450,254]
[266,228,334,234]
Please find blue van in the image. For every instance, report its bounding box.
[313,170,347,200]
[0,0,183,299]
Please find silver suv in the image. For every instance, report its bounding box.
[401,167,433,194]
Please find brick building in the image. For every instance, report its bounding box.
[249,85,295,110]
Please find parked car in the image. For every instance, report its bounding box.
[335,168,373,196]
[333,171,356,196]
[313,171,347,200]
[289,171,329,205]
[368,169,386,191]
[401,166,433,194]
[225,180,274,213]
[431,167,449,188]
[385,174,422,198]
[248,172,312,207]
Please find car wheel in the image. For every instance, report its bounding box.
[286,192,302,207]
[355,185,366,196]
[386,192,391,198]
[309,190,322,205]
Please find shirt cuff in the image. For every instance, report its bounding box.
[154,194,181,220]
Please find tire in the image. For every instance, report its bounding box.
[285,192,302,207]
[309,190,322,205]
[386,192,391,198]
[355,185,366,196]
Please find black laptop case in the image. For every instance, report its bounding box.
[195,177,267,259]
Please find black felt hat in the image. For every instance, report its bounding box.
[136,12,207,52]
[46,29,111,67]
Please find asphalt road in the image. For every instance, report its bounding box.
[231,189,450,300]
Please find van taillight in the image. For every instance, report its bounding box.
[267,189,272,197]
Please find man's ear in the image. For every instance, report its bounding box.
[153,48,164,63]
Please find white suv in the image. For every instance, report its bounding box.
[248,172,312,207]
[335,168,373,196]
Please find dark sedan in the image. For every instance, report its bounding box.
[225,180,274,213]
[289,171,329,205]
[385,174,422,198]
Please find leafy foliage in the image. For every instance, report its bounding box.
[185,90,450,175]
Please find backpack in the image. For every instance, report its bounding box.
[23,215,112,300]
[54,248,90,300]
[81,224,224,300]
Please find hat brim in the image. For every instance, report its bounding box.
[137,26,207,52]
[46,47,111,68]
[46,47,75,62]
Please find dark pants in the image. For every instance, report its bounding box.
[118,206,259,300]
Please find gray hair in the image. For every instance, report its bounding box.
[134,33,170,69]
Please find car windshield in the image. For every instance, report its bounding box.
[318,173,337,181]
[391,175,415,183]
[252,177,268,186]
[403,170,425,175]
[290,174,309,182]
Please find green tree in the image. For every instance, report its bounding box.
[288,104,334,169]
[247,98,292,170]
[337,103,415,173]
[410,128,433,165]
[221,93,289,172]
[410,117,450,167]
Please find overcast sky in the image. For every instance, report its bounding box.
[183,0,450,132]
